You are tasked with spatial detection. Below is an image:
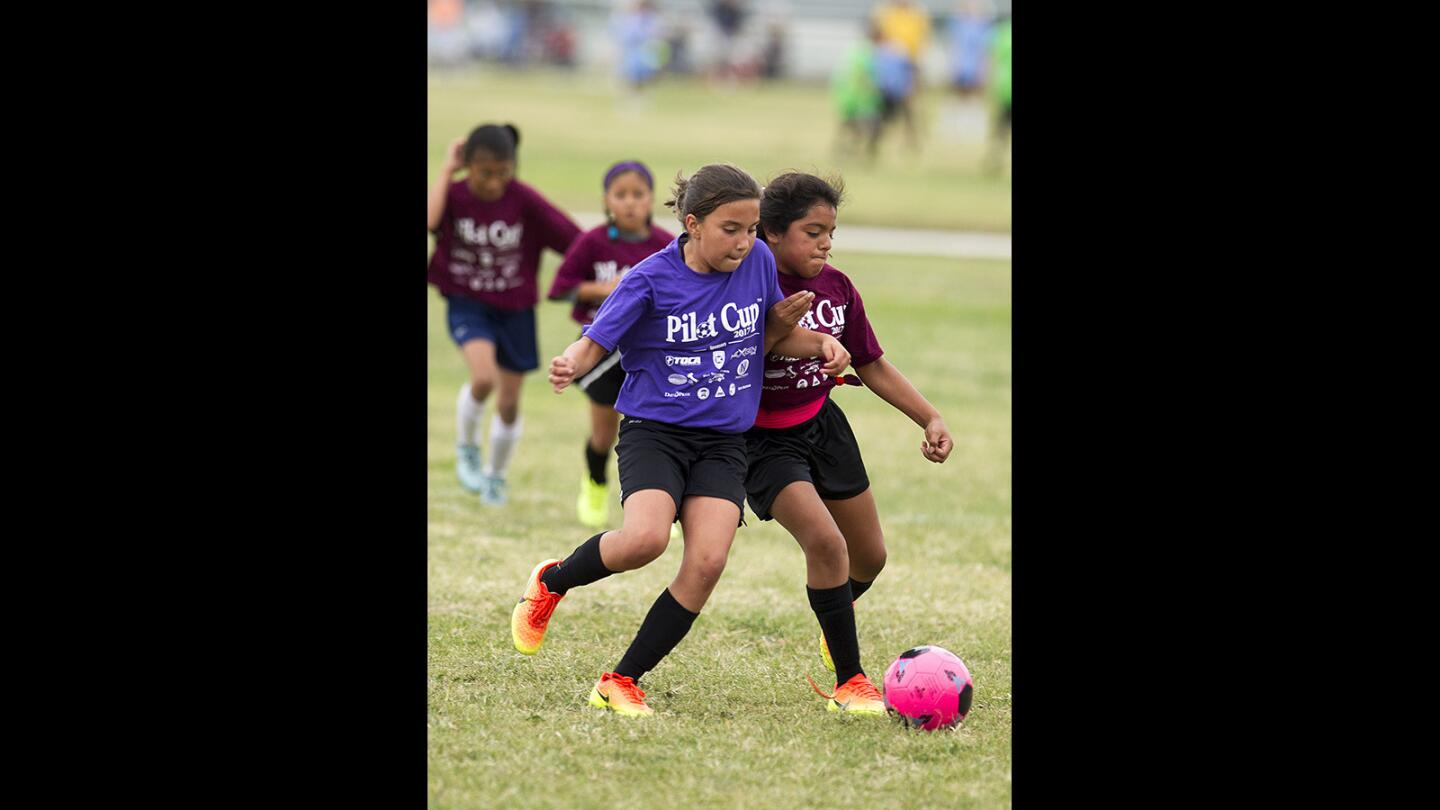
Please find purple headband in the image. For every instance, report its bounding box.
[603,161,653,190]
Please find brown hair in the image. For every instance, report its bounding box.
[665,164,762,225]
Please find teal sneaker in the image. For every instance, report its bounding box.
[481,474,509,506]
[456,445,483,493]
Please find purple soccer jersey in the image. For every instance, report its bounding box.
[547,225,674,325]
[427,179,580,310]
[759,264,884,410]
[583,237,787,434]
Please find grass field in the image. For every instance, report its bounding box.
[427,246,1012,808]
[428,66,1011,233]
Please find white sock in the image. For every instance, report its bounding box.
[456,384,485,447]
[484,414,523,478]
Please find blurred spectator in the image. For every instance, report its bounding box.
[664,20,695,76]
[946,0,994,97]
[428,0,469,67]
[760,21,787,80]
[613,1,666,89]
[983,13,1011,175]
[708,0,751,82]
[500,1,576,68]
[831,22,884,162]
[465,2,509,62]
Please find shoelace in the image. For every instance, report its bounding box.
[527,589,560,628]
[806,673,881,702]
[607,674,646,704]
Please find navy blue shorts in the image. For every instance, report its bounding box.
[445,295,539,372]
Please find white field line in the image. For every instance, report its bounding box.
[572,212,1011,261]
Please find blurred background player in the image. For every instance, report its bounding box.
[612,0,666,93]
[983,12,1011,176]
[831,22,883,162]
[748,172,954,711]
[512,165,846,716]
[869,0,932,153]
[428,124,581,505]
[945,0,994,98]
[547,160,673,529]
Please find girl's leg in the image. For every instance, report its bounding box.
[454,339,499,492]
[514,489,677,655]
[608,495,739,686]
[481,368,526,503]
[578,403,620,527]
[587,402,620,465]
[822,488,887,600]
[770,482,866,686]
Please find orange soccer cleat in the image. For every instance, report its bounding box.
[510,559,564,654]
[587,672,655,716]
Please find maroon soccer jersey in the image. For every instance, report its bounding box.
[547,224,674,326]
[759,264,884,412]
[427,179,580,310]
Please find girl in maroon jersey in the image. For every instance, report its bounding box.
[745,171,955,712]
[547,160,673,529]
[427,123,581,505]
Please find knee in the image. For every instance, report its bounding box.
[688,551,729,584]
[853,541,887,578]
[802,531,850,572]
[629,525,671,566]
[469,378,494,400]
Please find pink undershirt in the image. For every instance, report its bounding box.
[751,393,828,430]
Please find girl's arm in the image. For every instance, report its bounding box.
[853,357,953,463]
[769,329,851,377]
[427,137,466,233]
[574,277,621,304]
[548,336,610,393]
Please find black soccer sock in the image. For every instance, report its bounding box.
[540,533,615,597]
[584,440,609,485]
[849,576,874,602]
[613,588,700,682]
[809,581,863,685]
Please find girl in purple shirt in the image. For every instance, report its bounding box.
[546,161,673,530]
[747,172,955,714]
[427,123,581,505]
[509,164,849,717]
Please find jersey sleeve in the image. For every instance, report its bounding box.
[524,185,583,256]
[548,231,593,301]
[843,279,885,367]
[582,267,652,352]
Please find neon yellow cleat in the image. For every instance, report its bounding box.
[510,559,563,654]
[577,475,609,528]
[587,672,654,716]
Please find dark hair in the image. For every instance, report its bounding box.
[665,164,761,225]
[758,172,844,240]
[463,123,520,163]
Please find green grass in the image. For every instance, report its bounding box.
[428,66,1011,233]
[427,250,1011,809]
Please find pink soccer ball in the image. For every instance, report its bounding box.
[882,645,974,731]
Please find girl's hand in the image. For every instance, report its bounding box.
[819,334,850,377]
[549,355,577,392]
[921,417,953,463]
[767,290,815,333]
[445,136,467,174]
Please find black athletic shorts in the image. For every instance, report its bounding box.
[616,416,748,523]
[743,397,871,521]
[577,347,625,406]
